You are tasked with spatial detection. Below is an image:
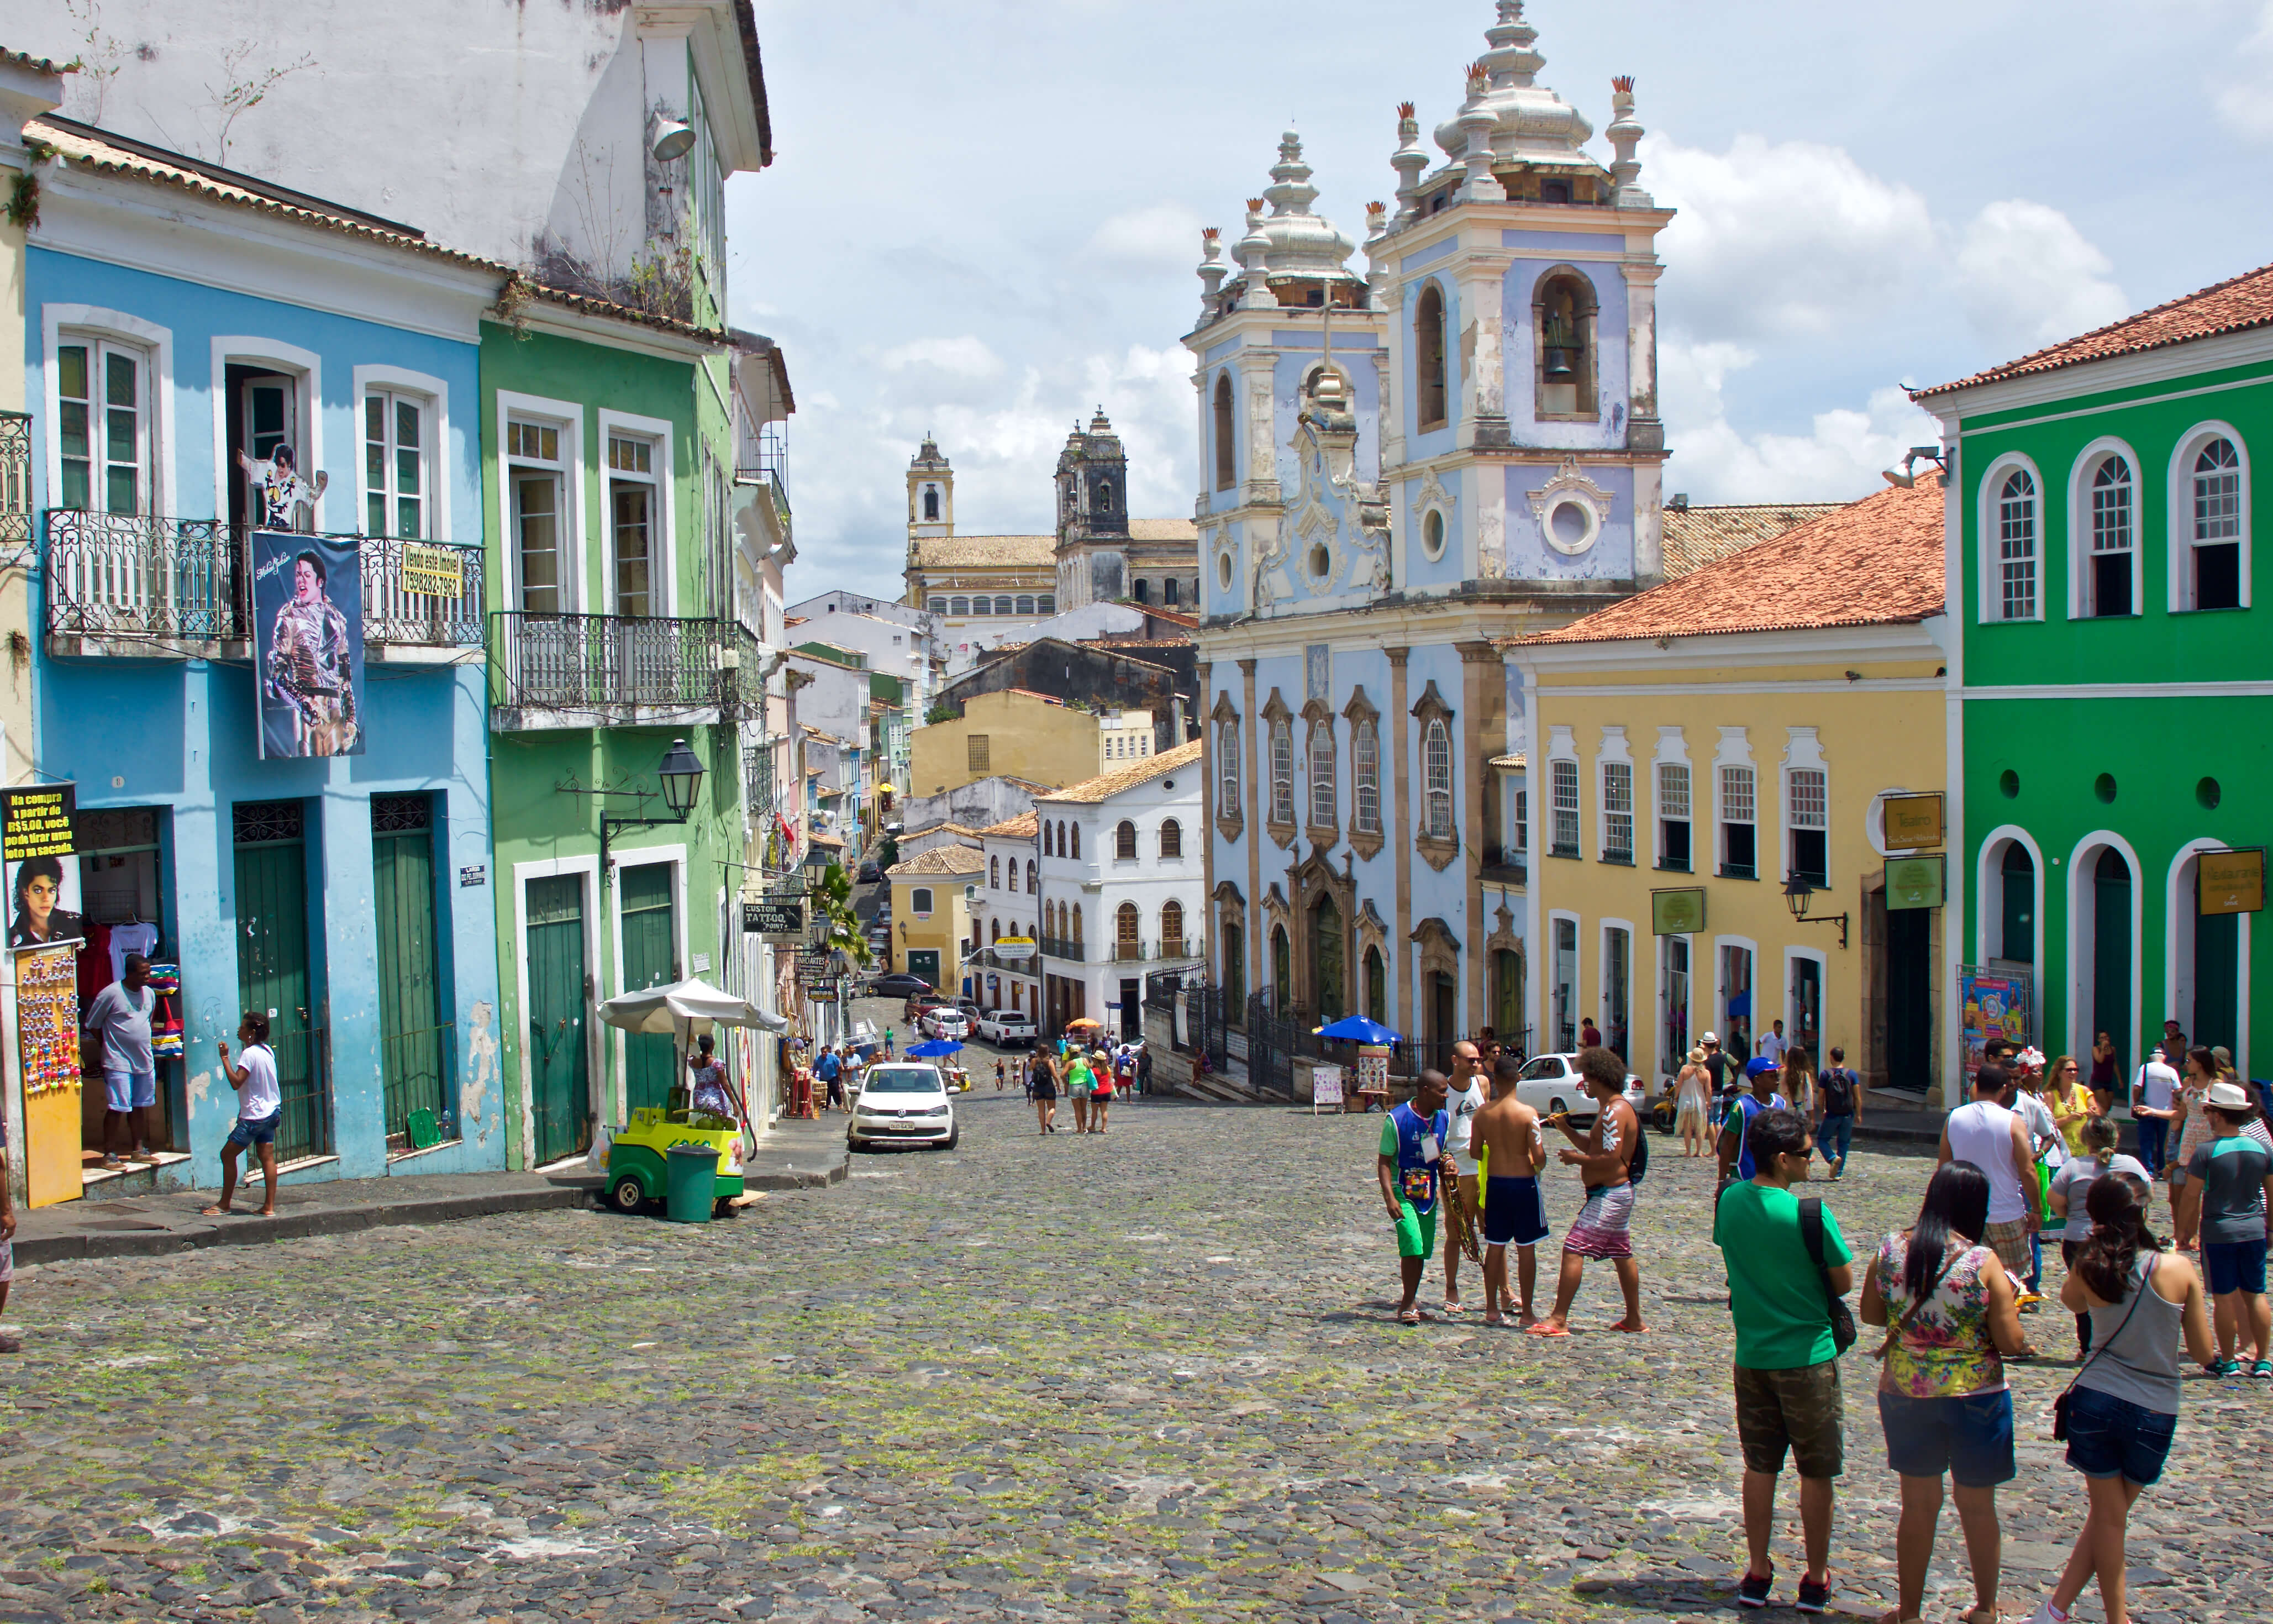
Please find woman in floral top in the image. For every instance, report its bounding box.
[1860,1163,2032,1624]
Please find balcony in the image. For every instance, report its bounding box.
[488,611,746,732]
[1111,937,1206,964]
[41,510,483,660]
[1039,934,1086,963]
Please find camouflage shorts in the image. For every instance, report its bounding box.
[1733,1359,1845,1479]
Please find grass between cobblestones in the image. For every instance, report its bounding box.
[0,1092,2262,1622]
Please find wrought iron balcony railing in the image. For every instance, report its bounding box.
[490,609,744,721]
[43,511,486,653]
[0,412,29,548]
[1039,934,1085,962]
[1111,937,1206,964]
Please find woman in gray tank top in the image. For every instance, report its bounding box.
[2031,1173,2213,1624]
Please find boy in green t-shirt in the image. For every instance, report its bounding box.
[1713,1107,1853,1615]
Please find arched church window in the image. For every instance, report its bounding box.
[1096,479,1114,510]
[1038,595,1055,614]
[949,596,969,615]
[970,597,990,616]
[1164,577,1180,606]
[1132,578,1149,603]
[1416,283,1448,431]
[1534,269,1599,418]
[923,487,939,521]
[1016,595,1034,614]
[1213,372,1236,491]
[993,596,1012,615]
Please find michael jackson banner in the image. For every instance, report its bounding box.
[251,530,364,758]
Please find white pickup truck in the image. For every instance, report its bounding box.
[974,1009,1037,1048]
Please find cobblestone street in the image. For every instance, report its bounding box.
[2,1094,2264,1623]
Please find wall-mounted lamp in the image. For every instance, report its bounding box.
[1782,870,1849,949]
[558,738,706,880]
[1882,446,1948,490]
[649,113,696,162]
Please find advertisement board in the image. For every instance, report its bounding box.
[1958,964,2032,1082]
[1,782,83,949]
[2200,848,2266,917]
[251,529,364,758]
[1882,793,1945,851]
[1651,887,1706,936]
[1886,853,1946,911]
[743,900,805,938]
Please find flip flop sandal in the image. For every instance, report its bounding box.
[1524,1321,1571,1337]
[197,1205,230,1217]
[1441,1299,1465,1315]
[1483,1310,1506,1327]
[1397,1307,1422,1326]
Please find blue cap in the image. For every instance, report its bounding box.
[1744,1057,1779,1079]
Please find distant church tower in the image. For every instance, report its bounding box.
[1053,408,1132,610]
[908,433,954,542]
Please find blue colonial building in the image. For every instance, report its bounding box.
[1188,3,1674,1064]
[16,115,506,1194]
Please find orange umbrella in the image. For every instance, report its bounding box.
[1065,1017,1103,1030]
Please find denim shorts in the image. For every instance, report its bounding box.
[225,1112,281,1150]
[1879,1389,2016,1488]
[2064,1385,2177,1486]
[104,1069,157,1111]
[2204,1237,2270,1297]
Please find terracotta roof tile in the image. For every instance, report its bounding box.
[2,48,71,74]
[979,812,1040,839]
[1662,502,1845,578]
[1919,259,2273,397]
[886,844,985,876]
[1516,482,1944,648]
[1035,739,1204,805]
[1127,518,1200,542]
[909,535,1055,570]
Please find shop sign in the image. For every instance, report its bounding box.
[744,899,804,938]
[1882,792,1944,851]
[1650,887,1705,937]
[1,782,83,949]
[459,864,486,888]
[993,935,1037,962]
[1886,853,1945,911]
[2200,848,2265,916]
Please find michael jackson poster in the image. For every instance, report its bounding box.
[251,530,364,758]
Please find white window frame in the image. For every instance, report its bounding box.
[1269,719,1295,825]
[1353,719,1381,834]
[1783,944,1829,1060]
[43,309,176,521]
[1657,931,1693,1084]
[2166,837,2253,1077]
[1549,908,1581,1054]
[598,408,675,617]
[1713,725,1757,880]
[1422,718,1455,840]
[1599,917,1635,1059]
[354,364,450,542]
[1780,726,1828,890]
[1976,452,2043,624]
[497,390,585,613]
[54,329,158,517]
[209,336,324,532]
[1650,725,1691,873]
[2066,435,2141,621]
[1597,725,1633,864]
[1307,718,1337,828]
[2167,422,2252,613]
[1217,715,1241,817]
[1549,757,1580,856]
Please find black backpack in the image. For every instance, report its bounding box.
[1820,1067,1855,1113]
[1624,1102,1649,1184]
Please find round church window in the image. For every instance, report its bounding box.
[1544,498,1599,555]
[1421,509,1447,560]
[1217,551,1234,591]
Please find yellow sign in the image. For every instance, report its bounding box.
[1882,792,1944,851]
[400,542,464,596]
[2200,848,2265,916]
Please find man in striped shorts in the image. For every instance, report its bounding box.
[1529,1045,1648,1337]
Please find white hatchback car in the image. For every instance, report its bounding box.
[1513,1053,1646,1125]
[847,1062,959,1152]
[921,1007,971,1041]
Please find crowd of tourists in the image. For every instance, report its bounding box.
[1371,1029,2270,1624]
[1018,1037,1146,1136]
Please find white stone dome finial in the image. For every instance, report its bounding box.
[1607,75,1651,207]
[1245,131,1359,282]
[1435,0,1593,166]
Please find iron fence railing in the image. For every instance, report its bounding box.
[382,1021,455,1149]
[490,611,744,716]
[361,538,485,647]
[43,509,245,640]
[1111,937,1206,964]
[1039,934,1086,963]
[272,1024,334,1165]
[0,411,28,548]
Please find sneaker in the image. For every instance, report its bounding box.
[2026,1601,2071,1624]
[1738,1570,1773,1609]
[1796,1575,1832,1614]
[2209,1357,2243,1377]
[2253,1360,2273,1379]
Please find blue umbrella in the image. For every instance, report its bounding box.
[1313,1015,1401,1045]
[906,1039,963,1058]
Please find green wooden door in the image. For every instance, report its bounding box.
[2093,849,2133,1075]
[2196,906,2239,1057]
[618,862,678,1114]
[372,796,444,1145]
[526,875,589,1165]
[233,801,326,1162]
[1886,905,1933,1090]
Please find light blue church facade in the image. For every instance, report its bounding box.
[1190,3,1674,1063]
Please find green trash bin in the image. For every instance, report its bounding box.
[665,1142,720,1224]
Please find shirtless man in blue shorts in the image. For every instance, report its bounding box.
[1470,1053,1551,1325]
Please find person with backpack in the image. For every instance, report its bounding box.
[1714,1107,1851,1614]
[1860,1161,2033,1624]
[1718,1058,1790,1185]
[1530,1046,1648,1337]
[1815,1046,1864,1180]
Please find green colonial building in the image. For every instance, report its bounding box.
[1921,262,2273,1086]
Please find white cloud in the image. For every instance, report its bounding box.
[877,336,1006,379]
[1661,339,1943,505]
[2213,2,2273,138]
[1646,133,1937,339]
[1083,203,1206,272]
[1955,201,2129,352]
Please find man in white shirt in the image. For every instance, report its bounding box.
[1440,1040,1489,1315]
[2132,1045,2181,1178]
[1938,1062,2041,1347]
[1758,1020,1788,1068]
[204,1011,283,1218]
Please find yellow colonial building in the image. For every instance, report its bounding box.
[885,843,986,997]
[909,689,1144,798]
[1509,483,1953,1100]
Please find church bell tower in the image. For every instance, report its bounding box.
[907,433,954,543]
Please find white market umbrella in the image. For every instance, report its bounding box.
[597,976,790,1037]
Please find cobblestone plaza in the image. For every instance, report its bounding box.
[1,1094,2261,1623]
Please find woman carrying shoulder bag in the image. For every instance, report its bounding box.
[2027,1174,2214,1624]
[1860,1162,2033,1624]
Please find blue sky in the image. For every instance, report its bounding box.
[730,0,2273,597]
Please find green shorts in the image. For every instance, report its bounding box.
[1394,1198,1438,1260]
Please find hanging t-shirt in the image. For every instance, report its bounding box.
[108,922,160,983]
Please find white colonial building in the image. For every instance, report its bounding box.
[1191,2,1674,1062]
[1031,740,1207,1042]
[971,813,1041,1020]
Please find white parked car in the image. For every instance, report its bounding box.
[847,1063,959,1152]
[1512,1053,1646,1126]
[975,1009,1036,1047]
[921,1006,971,1041]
